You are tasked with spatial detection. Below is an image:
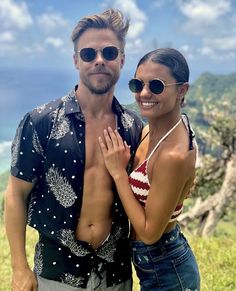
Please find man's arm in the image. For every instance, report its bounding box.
[4,175,38,291]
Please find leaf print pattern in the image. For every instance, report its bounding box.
[50,107,70,140]
[35,103,47,114]
[46,167,77,208]
[27,194,37,225]
[34,242,43,275]
[97,225,123,263]
[121,112,134,129]
[59,229,90,256]
[61,273,85,287]
[32,130,45,157]
[11,125,22,168]
[61,92,74,102]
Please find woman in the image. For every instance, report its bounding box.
[99,48,200,290]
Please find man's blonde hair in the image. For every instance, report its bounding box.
[71,8,129,52]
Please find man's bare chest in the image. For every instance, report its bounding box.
[85,117,116,168]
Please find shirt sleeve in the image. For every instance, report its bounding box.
[11,112,45,183]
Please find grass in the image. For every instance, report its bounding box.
[1,223,236,291]
[0,225,38,291]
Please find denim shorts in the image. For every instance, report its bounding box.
[131,224,200,291]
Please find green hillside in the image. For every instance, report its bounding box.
[188,72,236,103]
[0,171,9,193]
[0,171,8,218]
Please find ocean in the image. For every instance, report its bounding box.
[0,67,74,173]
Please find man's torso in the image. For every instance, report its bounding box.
[76,114,116,249]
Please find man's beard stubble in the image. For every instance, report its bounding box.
[82,67,120,95]
[88,83,112,95]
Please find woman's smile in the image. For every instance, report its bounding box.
[139,100,159,109]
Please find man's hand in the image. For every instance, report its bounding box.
[12,267,38,291]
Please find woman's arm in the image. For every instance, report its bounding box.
[99,127,190,244]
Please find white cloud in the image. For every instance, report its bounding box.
[198,36,236,60]
[179,0,230,23]
[24,44,45,55]
[0,41,46,57]
[204,36,236,51]
[176,0,236,60]
[179,44,192,57]
[0,0,33,29]
[198,46,214,56]
[153,0,174,8]
[0,31,14,43]
[104,0,147,39]
[176,44,196,60]
[45,37,63,49]
[0,141,11,156]
[180,45,190,52]
[126,38,143,54]
[37,11,68,33]
[177,0,232,36]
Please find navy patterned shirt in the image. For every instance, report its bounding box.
[11,87,143,288]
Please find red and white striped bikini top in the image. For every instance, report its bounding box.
[129,116,194,222]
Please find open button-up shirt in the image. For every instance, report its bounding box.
[11,87,143,288]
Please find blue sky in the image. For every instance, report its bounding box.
[0,0,236,173]
[0,0,236,80]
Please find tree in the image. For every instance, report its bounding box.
[179,155,236,236]
[179,97,236,236]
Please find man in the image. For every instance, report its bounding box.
[5,9,143,291]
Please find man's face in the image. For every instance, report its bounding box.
[74,28,125,95]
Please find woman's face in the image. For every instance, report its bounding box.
[134,61,185,119]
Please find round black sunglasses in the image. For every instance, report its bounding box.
[128,78,184,95]
[76,46,122,62]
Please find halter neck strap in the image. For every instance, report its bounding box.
[146,118,182,160]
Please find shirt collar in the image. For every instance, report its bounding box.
[64,86,82,116]
[64,85,124,117]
